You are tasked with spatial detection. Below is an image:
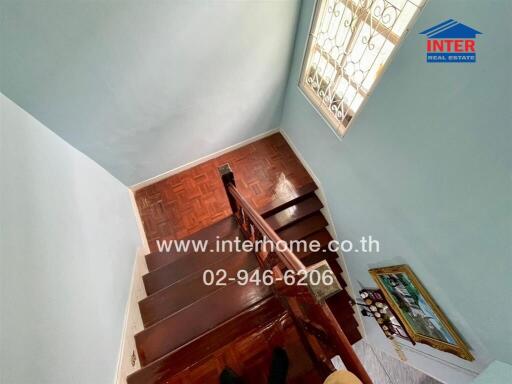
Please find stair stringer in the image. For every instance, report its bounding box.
[115,247,148,384]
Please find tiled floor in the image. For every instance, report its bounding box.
[353,340,442,384]
[135,133,313,251]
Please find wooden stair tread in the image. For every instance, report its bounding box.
[139,250,260,327]
[145,216,239,271]
[265,194,323,231]
[142,229,247,295]
[127,297,287,384]
[261,186,361,347]
[259,181,317,218]
[294,229,333,260]
[303,249,338,263]
[289,371,325,384]
[277,212,328,242]
[323,275,360,344]
[302,254,347,288]
[135,279,272,366]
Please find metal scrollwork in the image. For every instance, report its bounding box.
[302,0,420,134]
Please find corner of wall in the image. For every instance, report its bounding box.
[128,189,150,254]
[129,129,280,191]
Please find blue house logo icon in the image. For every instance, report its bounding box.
[419,20,482,63]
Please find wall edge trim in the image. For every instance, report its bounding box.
[129,129,279,191]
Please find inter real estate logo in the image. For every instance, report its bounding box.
[419,19,482,63]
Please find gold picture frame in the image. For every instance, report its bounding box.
[369,265,474,361]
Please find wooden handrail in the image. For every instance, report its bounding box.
[227,183,306,272]
[219,164,373,384]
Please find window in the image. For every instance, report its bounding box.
[299,0,426,137]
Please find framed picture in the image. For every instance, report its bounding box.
[369,265,474,361]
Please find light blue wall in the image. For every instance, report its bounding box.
[280,0,511,380]
[0,93,140,384]
[0,0,300,186]
[473,361,512,384]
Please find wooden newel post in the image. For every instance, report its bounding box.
[218,163,237,214]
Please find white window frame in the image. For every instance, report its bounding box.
[299,0,427,139]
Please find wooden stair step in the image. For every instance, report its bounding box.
[262,188,361,346]
[277,212,328,242]
[328,260,347,288]
[145,216,239,271]
[144,229,243,279]
[289,371,325,384]
[142,229,247,295]
[327,290,355,315]
[275,230,333,270]
[302,251,347,288]
[135,279,272,366]
[259,181,317,218]
[303,249,338,264]
[294,229,332,260]
[325,288,361,345]
[139,250,260,327]
[127,297,287,384]
[265,194,323,231]
[340,324,362,345]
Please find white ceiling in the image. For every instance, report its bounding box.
[0,0,300,185]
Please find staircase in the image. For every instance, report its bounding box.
[127,169,368,384]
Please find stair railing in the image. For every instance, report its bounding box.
[219,164,372,384]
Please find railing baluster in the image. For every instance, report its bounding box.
[218,164,238,214]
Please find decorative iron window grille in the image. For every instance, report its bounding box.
[299,0,426,137]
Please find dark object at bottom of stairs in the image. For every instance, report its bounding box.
[220,368,244,384]
[218,347,290,384]
[268,347,289,384]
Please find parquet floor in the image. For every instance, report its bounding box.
[135,133,313,251]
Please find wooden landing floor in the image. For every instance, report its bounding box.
[135,133,313,251]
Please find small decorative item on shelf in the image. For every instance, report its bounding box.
[358,287,413,361]
[357,288,415,345]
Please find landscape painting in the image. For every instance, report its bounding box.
[369,265,474,361]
